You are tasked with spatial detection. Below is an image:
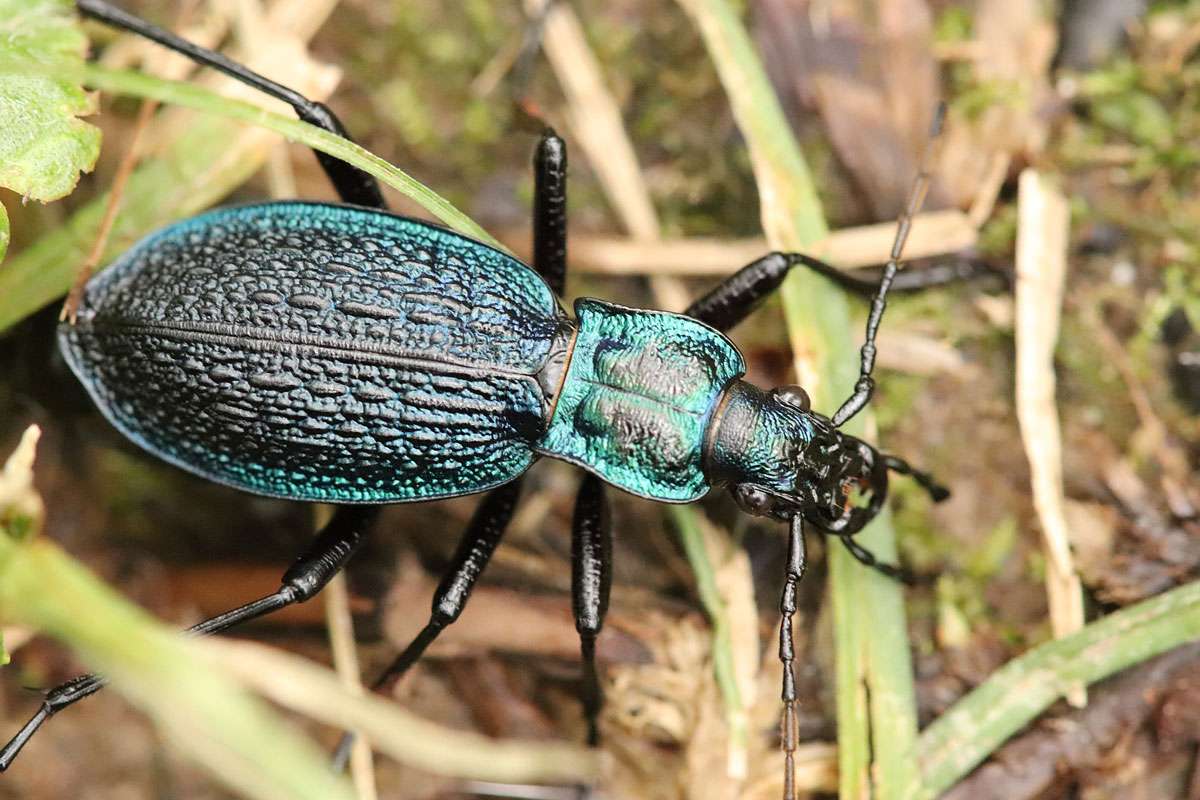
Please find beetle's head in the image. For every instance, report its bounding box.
[708,381,889,535]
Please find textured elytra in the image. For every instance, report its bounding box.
[538,299,745,501]
[60,202,564,502]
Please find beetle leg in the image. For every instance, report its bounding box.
[881,454,951,502]
[75,0,386,209]
[571,474,612,747]
[683,250,987,334]
[0,506,377,772]
[836,535,915,585]
[533,128,569,296]
[332,479,523,770]
[687,105,948,427]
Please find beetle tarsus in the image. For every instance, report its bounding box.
[837,536,916,585]
[883,454,951,503]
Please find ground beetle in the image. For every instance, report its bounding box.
[2,0,953,792]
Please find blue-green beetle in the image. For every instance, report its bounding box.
[59,200,901,536]
[3,0,954,790]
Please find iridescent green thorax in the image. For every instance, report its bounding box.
[537,299,745,501]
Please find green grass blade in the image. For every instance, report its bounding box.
[678,1,918,796]
[0,63,501,332]
[0,430,356,800]
[912,581,1200,799]
[79,64,499,247]
[670,506,749,769]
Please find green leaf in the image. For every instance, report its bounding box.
[0,0,101,201]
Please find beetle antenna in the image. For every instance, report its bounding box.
[779,514,807,800]
[832,102,946,427]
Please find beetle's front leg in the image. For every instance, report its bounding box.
[685,251,986,333]
[0,506,378,771]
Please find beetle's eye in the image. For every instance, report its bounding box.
[733,484,773,516]
[774,384,812,412]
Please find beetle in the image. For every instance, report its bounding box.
[2,0,953,792]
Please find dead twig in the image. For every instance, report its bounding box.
[1014,168,1086,706]
[497,209,978,276]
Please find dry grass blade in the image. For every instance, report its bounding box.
[524,0,694,311]
[325,573,378,800]
[206,637,602,784]
[517,209,978,276]
[60,95,155,323]
[524,0,658,240]
[1014,168,1086,706]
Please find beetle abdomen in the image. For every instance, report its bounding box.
[60,202,564,503]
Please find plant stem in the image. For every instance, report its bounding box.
[79,64,498,247]
[670,506,750,771]
[910,580,1200,799]
[678,1,919,797]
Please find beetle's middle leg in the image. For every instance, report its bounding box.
[533,127,568,295]
[531,128,614,746]
[331,479,523,769]
[571,475,613,746]
[0,506,378,772]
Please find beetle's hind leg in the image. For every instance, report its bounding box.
[331,480,523,770]
[76,0,386,209]
[0,506,378,772]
